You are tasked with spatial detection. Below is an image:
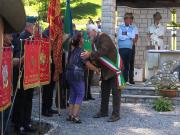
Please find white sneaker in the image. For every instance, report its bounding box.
[126,82,132,86]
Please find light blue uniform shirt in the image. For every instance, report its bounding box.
[118,23,135,49]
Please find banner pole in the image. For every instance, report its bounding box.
[85,69,89,99]
[39,86,42,134]
[57,79,61,116]
[1,109,4,135]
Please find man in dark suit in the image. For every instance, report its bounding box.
[81,24,122,122]
[12,19,37,135]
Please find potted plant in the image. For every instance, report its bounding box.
[156,82,178,97]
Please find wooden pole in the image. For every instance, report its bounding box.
[85,69,89,99]
[0,17,4,135]
[0,17,4,69]
[57,79,61,116]
[39,86,42,134]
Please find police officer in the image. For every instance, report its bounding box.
[129,13,139,84]
[12,17,37,135]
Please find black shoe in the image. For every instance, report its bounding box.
[14,126,28,135]
[88,97,95,100]
[72,117,82,124]
[24,124,37,133]
[42,110,53,117]
[129,81,135,84]
[49,109,58,114]
[93,112,108,118]
[66,115,73,121]
[83,97,89,101]
[107,115,120,122]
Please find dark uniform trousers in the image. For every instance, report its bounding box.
[119,48,132,82]
[12,70,34,128]
[129,45,136,82]
[84,69,94,99]
[42,62,55,112]
[100,77,121,117]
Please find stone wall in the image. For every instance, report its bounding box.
[116,7,180,69]
[101,0,116,40]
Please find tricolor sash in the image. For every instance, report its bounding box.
[94,44,125,89]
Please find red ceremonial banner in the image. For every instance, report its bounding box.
[40,39,51,85]
[24,40,40,90]
[0,47,12,111]
[48,0,63,81]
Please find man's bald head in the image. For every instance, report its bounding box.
[86,24,100,40]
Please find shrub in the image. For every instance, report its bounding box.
[153,97,173,112]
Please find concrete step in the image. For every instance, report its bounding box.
[121,94,180,105]
[122,86,180,97]
[122,86,156,96]
[121,94,160,104]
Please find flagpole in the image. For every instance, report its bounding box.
[0,18,4,134]
[57,79,61,116]
[85,69,89,99]
[39,86,42,134]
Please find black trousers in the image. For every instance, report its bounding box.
[84,69,94,99]
[119,48,132,82]
[55,74,69,109]
[129,45,136,82]
[42,63,55,112]
[12,88,34,128]
[12,69,34,128]
[100,77,121,117]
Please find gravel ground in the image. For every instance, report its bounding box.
[32,87,180,135]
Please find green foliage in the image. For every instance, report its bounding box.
[24,0,101,25]
[153,97,173,112]
[156,84,178,91]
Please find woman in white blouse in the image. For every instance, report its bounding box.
[146,12,166,79]
[148,12,165,50]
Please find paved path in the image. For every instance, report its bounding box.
[32,87,180,135]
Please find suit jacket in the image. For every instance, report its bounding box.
[90,33,117,80]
